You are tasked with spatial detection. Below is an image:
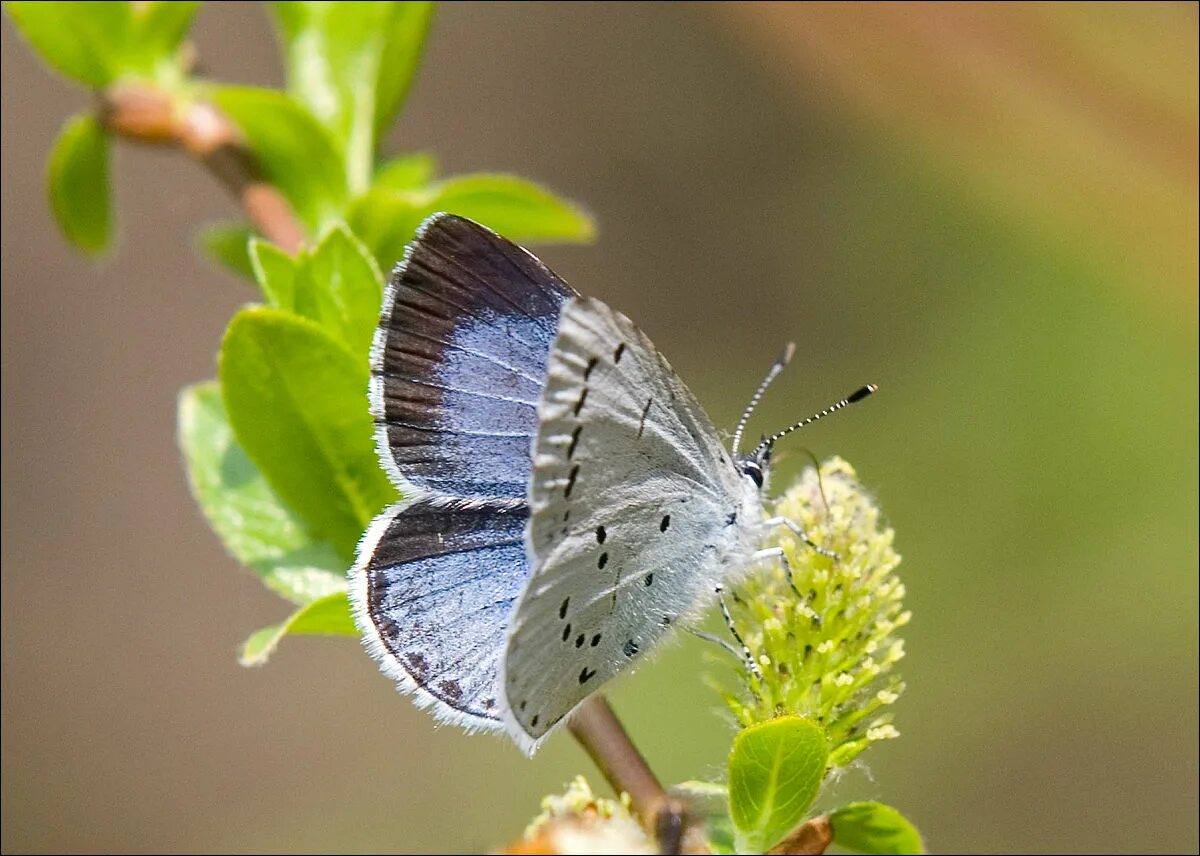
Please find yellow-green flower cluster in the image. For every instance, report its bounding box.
[722,457,908,768]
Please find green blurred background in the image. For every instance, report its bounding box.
[2,2,1196,852]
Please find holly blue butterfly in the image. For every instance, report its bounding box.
[348,214,875,753]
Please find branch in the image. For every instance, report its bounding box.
[97,81,305,253]
[767,815,832,855]
[568,695,706,854]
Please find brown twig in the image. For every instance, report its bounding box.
[97,81,305,253]
[568,695,705,854]
[767,815,832,855]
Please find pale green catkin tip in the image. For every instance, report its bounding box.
[723,457,906,767]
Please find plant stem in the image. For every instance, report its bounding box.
[97,81,305,252]
[568,695,703,854]
[767,816,832,855]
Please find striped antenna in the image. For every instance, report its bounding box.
[752,383,878,457]
[733,342,796,454]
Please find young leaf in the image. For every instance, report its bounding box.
[349,174,594,272]
[347,188,425,271]
[373,2,434,139]
[209,85,347,229]
[239,591,358,667]
[424,174,595,243]
[249,238,300,310]
[46,114,111,255]
[178,382,346,606]
[829,802,925,855]
[292,224,384,357]
[728,717,830,854]
[5,1,131,87]
[129,1,201,68]
[373,152,437,191]
[219,307,396,560]
[269,2,433,193]
[199,222,256,280]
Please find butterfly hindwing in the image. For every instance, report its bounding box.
[501,296,756,746]
[351,496,530,728]
[370,214,576,500]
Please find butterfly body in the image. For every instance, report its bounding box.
[351,214,806,752]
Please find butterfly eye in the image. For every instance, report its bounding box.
[741,460,764,488]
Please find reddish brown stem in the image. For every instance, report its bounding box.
[97,81,305,253]
[767,815,833,855]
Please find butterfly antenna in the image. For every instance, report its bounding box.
[753,383,878,457]
[733,342,796,454]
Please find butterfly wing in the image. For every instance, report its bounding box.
[370,213,575,500]
[354,214,575,729]
[351,497,529,728]
[501,296,757,748]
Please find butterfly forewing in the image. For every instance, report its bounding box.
[370,214,575,500]
[502,296,757,746]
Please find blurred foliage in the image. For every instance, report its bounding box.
[4,0,594,660]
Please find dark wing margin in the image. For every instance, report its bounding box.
[370,214,577,500]
[349,496,531,729]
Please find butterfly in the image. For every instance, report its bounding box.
[348,214,875,753]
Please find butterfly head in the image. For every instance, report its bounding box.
[732,343,877,490]
[736,447,771,491]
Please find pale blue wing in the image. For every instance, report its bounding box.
[370,214,575,500]
[351,496,529,728]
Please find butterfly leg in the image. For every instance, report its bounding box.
[715,585,763,681]
[753,547,822,625]
[753,545,804,598]
[684,627,744,661]
[761,515,839,561]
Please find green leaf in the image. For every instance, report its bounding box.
[705,815,737,856]
[5,1,132,87]
[373,2,434,139]
[129,1,200,68]
[249,238,300,310]
[374,152,437,191]
[728,717,830,854]
[210,85,347,229]
[219,307,395,560]
[200,222,256,280]
[346,188,424,270]
[239,591,357,666]
[292,223,384,356]
[269,2,433,193]
[829,802,924,855]
[178,382,346,605]
[350,174,594,272]
[46,114,111,254]
[426,174,595,242]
